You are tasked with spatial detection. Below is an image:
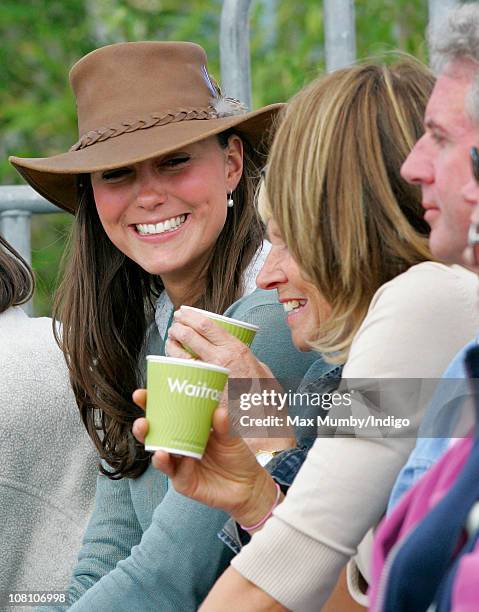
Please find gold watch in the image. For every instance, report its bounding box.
[255,449,281,467]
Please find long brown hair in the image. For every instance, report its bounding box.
[0,234,34,314]
[53,132,265,479]
[266,56,434,363]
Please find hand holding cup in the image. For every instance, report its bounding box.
[167,307,296,453]
[132,390,278,525]
[166,306,275,380]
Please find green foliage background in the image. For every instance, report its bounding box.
[0,0,433,314]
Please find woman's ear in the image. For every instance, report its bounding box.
[225,135,244,192]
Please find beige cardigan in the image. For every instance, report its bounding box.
[231,262,479,611]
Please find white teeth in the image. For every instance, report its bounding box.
[136,215,187,236]
[283,299,306,313]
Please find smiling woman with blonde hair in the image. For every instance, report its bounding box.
[139,55,479,610]
[265,59,433,362]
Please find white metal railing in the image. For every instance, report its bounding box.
[0,186,59,314]
[0,0,460,269]
[324,0,356,72]
[0,186,58,267]
[220,0,253,109]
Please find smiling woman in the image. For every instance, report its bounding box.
[141,56,479,612]
[90,135,242,303]
[256,214,332,352]
[9,41,320,610]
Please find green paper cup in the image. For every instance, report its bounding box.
[180,306,258,357]
[144,356,229,458]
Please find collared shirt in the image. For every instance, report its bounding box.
[387,337,478,513]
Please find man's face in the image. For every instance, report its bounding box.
[401,59,479,263]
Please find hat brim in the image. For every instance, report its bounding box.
[10,103,283,214]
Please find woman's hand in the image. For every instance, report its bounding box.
[166,308,296,452]
[166,307,275,380]
[132,389,280,527]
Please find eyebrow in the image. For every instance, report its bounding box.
[424,118,448,135]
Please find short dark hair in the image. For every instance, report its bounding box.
[0,234,34,314]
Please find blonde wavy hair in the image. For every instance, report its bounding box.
[263,56,434,363]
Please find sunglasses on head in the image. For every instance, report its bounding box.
[471,146,479,184]
[467,147,479,267]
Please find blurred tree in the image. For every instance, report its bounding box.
[0,0,431,314]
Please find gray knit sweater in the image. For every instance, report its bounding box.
[0,308,97,612]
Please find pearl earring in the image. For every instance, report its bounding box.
[227,192,234,208]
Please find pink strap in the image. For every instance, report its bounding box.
[239,482,282,533]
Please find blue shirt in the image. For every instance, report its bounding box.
[387,338,476,513]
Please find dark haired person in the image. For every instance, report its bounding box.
[11,42,318,610]
[0,234,97,599]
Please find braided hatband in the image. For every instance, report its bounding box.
[70,106,219,151]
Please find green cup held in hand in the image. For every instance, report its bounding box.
[180,306,258,357]
[145,356,229,458]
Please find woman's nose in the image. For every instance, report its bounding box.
[256,250,288,290]
[135,167,167,209]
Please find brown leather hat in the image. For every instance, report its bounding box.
[10,41,282,214]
